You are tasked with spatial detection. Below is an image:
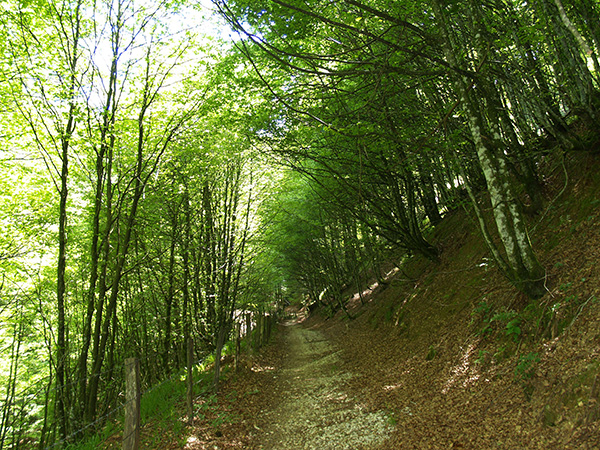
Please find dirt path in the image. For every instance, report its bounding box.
[255,323,393,450]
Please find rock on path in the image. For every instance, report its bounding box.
[257,324,393,450]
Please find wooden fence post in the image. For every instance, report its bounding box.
[261,312,268,346]
[266,313,272,342]
[234,321,241,371]
[258,312,265,348]
[123,358,140,450]
[253,312,260,351]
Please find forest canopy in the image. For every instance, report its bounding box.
[1,0,599,448]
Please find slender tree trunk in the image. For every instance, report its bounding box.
[85,152,113,422]
[85,44,189,416]
[202,182,217,344]
[76,18,120,418]
[163,209,179,374]
[432,0,546,298]
[182,186,193,364]
[56,132,69,442]
[0,319,22,450]
[87,66,151,421]
[553,0,597,63]
[54,0,84,435]
[535,0,598,122]
[212,325,227,393]
[37,372,53,450]
[417,168,443,226]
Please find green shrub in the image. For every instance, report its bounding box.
[141,376,185,422]
[505,317,522,342]
[515,352,540,381]
[425,345,437,361]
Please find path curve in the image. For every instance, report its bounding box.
[257,324,392,450]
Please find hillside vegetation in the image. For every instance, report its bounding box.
[191,150,600,449]
[312,151,600,448]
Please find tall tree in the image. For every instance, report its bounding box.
[3,0,86,438]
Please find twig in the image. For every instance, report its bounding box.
[565,295,596,333]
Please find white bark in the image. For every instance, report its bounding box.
[553,0,593,55]
[431,0,545,297]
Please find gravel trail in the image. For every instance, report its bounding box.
[257,324,393,450]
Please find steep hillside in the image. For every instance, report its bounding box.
[180,150,600,449]
[307,151,600,448]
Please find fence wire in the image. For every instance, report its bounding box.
[3,313,260,450]
[39,355,207,450]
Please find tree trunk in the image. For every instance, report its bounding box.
[418,168,443,226]
[55,134,69,442]
[432,0,546,299]
[212,325,227,393]
[163,209,179,374]
[202,182,217,345]
[76,20,120,419]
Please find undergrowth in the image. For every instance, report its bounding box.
[64,339,248,449]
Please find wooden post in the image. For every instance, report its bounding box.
[234,321,241,371]
[123,358,140,450]
[265,313,273,344]
[186,337,194,425]
[245,313,251,340]
[256,313,263,349]
[261,313,267,346]
[252,312,259,351]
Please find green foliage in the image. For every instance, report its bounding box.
[64,433,103,450]
[141,378,186,423]
[490,310,517,324]
[473,300,492,317]
[384,303,396,323]
[474,350,489,365]
[194,367,217,396]
[196,393,218,418]
[515,352,541,381]
[195,393,236,428]
[425,345,437,361]
[210,411,235,429]
[199,354,216,372]
[63,420,117,450]
[493,345,508,362]
[504,317,522,342]
[473,303,526,343]
[559,282,573,291]
[387,412,398,426]
[515,352,541,400]
[1,0,600,445]
[471,300,493,336]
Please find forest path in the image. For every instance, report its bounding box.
[255,323,393,450]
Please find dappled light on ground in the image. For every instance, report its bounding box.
[442,341,481,394]
[175,169,600,448]
[250,364,275,373]
[348,267,402,307]
[255,325,393,449]
[184,435,198,447]
[383,384,402,392]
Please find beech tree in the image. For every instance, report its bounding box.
[1,0,599,447]
[213,0,600,298]
[2,0,86,439]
